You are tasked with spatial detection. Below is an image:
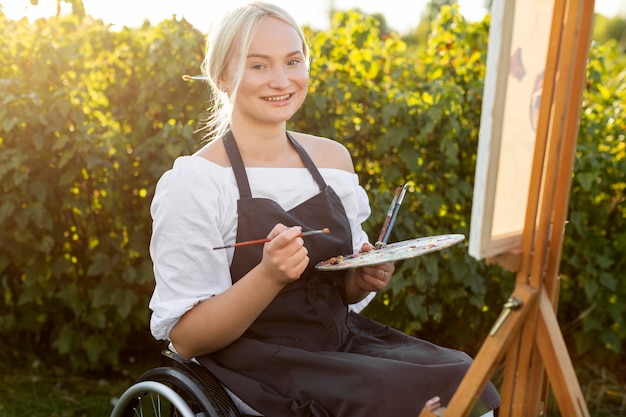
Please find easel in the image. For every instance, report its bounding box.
[419,0,595,416]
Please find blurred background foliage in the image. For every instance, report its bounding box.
[0,1,625,414]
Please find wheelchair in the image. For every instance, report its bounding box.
[110,349,246,417]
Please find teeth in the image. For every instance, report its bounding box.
[264,94,290,101]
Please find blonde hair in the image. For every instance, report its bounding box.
[200,2,310,141]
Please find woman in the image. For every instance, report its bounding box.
[149,2,500,416]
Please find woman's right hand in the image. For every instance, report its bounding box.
[260,224,309,285]
[169,223,309,358]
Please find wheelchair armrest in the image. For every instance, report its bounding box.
[161,348,189,365]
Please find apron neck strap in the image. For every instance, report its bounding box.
[286,132,327,191]
[223,130,252,198]
[222,131,328,200]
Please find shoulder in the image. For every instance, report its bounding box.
[152,156,234,211]
[288,131,354,173]
[193,138,230,167]
[158,155,230,186]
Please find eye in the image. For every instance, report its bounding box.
[288,59,300,66]
[252,64,265,70]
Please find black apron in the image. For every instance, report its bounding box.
[198,131,500,417]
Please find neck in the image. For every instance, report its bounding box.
[229,124,294,167]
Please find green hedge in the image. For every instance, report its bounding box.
[0,14,208,370]
[0,6,624,372]
[560,39,626,357]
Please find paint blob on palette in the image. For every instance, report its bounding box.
[315,234,465,271]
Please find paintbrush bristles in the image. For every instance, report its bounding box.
[301,228,330,237]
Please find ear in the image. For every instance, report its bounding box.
[217,75,229,93]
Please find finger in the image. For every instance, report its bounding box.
[359,242,375,253]
[357,269,387,291]
[266,223,288,240]
[375,263,395,279]
[370,273,387,290]
[277,245,309,279]
[282,226,304,240]
[268,226,303,248]
[362,266,387,281]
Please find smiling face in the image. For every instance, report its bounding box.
[224,17,309,129]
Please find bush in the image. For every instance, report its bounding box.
[0,6,624,371]
[559,39,626,359]
[0,13,208,370]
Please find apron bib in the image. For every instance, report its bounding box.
[226,130,354,351]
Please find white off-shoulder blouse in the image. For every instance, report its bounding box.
[148,155,374,341]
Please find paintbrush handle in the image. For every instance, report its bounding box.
[213,228,329,250]
[215,237,271,249]
[382,184,409,244]
[376,185,405,248]
[376,186,402,246]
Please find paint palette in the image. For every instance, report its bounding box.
[315,234,465,271]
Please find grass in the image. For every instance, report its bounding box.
[579,365,626,416]
[0,361,137,417]
[1,355,625,416]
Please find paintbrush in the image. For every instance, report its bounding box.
[213,228,330,250]
[375,183,409,249]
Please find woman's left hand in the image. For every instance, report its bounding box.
[353,242,394,292]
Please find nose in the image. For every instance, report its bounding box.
[268,65,290,89]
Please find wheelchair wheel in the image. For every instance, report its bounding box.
[111,366,229,417]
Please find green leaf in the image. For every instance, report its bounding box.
[87,253,112,276]
[84,334,108,365]
[599,272,617,291]
[575,172,596,191]
[406,293,426,320]
[583,278,599,299]
[57,325,80,354]
[116,290,138,319]
[0,200,16,224]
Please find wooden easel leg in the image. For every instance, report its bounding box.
[497,331,521,417]
[525,345,548,416]
[442,285,538,417]
[513,318,539,417]
[536,290,590,417]
[499,301,541,417]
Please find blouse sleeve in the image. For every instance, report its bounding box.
[350,182,372,252]
[337,173,377,313]
[148,157,238,341]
